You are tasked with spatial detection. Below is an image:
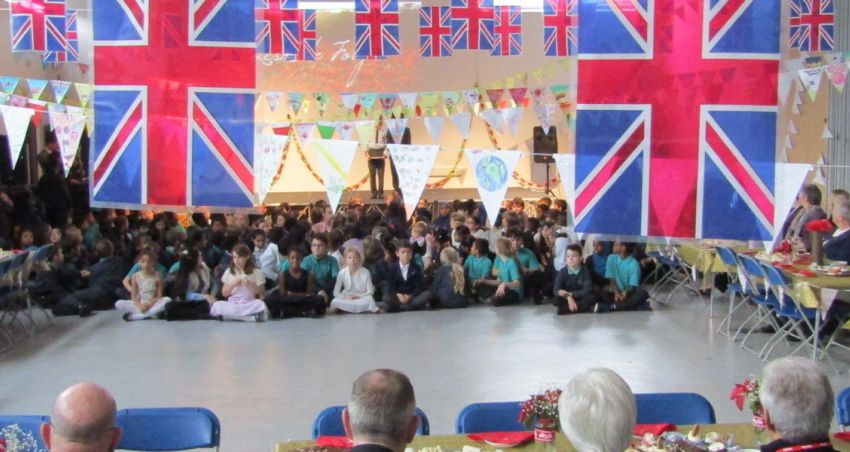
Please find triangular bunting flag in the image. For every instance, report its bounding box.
[270,121,291,136]
[355,120,377,144]
[317,121,337,139]
[552,154,576,209]
[386,118,409,144]
[49,111,86,176]
[314,92,330,117]
[812,155,827,186]
[500,108,523,139]
[0,77,19,95]
[341,93,360,115]
[337,122,356,140]
[826,63,847,93]
[529,86,548,105]
[288,93,305,116]
[798,68,824,101]
[442,91,462,115]
[388,144,440,218]
[531,67,544,83]
[74,83,91,108]
[791,103,801,115]
[48,103,67,116]
[423,116,445,143]
[398,92,418,116]
[533,104,557,131]
[822,123,833,139]
[254,133,288,203]
[311,139,360,212]
[466,149,522,224]
[359,93,379,114]
[419,92,441,116]
[771,163,813,249]
[450,112,472,139]
[265,92,284,112]
[479,109,504,135]
[0,106,34,169]
[50,80,71,103]
[507,88,528,107]
[784,135,793,150]
[27,79,48,100]
[462,89,482,110]
[485,89,504,107]
[0,93,8,105]
[788,120,797,135]
[27,99,46,126]
[295,123,315,143]
[378,93,397,112]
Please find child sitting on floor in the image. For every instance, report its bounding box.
[115,249,171,321]
[464,238,493,302]
[211,244,269,322]
[265,248,326,319]
[477,237,523,306]
[430,247,468,309]
[331,248,379,314]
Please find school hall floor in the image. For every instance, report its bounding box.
[2,291,850,451]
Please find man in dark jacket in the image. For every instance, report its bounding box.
[53,239,129,317]
[382,241,430,312]
[819,200,850,340]
[552,244,596,314]
[342,369,419,452]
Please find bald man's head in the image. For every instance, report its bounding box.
[41,382,121,452]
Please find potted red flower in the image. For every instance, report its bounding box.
[519,388,562,449]
[731,377,768,442]
[806,219,833,265]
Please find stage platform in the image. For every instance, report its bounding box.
[264,187,550,206]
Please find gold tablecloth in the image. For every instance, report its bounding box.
[274,424,850,452]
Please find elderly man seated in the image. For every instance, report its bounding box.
[759,356,837,452]
[342,369,420,452]
[558,368,636,452]
[41,382,123,452]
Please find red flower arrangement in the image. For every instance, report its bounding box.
[806,219,833,233]
[730,377,762,413]
[518,388,562,429]
[774,240,792,254]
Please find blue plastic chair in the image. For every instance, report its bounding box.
[312,406,430,438]
[759,263,823,362]
[837,387,850,430]
[734,255,778,353]
[455,401,524,433]
[0,415,50,450]
[116,407,220,451]
[635,393,716,425]
[714,247,745,335]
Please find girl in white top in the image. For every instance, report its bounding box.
[211,244,269,322]
[330,248,379,313]
[115,249,171,321]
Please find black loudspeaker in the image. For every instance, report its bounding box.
[533,126,557,163]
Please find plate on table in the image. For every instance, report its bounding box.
[813,267,850,277]
[466,432,534,448]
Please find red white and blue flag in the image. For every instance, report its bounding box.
[789,0,834,52]
[43,9,78,63]
[354,0,400,59]
[297,9,318,61]
[419,7,452,57]
[575,0,779,240]
[92,0,256,210]
[10,0,66,52]
[255,0,302,55]
[542,0,577,57]
[491,6,521,56]
[451,0,495,51]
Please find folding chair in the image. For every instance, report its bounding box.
[837,387,850,430]
[635,392,716,425]
[656,247,702,305]
[24,244,54,325]
[455,401,524,434]
[312,406,430,438]
[734,255,780,353]
[3,251,36,336]
[647,247,687,302]
[714,247,745,335]
[0,415,50,450]
[116,407,221,451]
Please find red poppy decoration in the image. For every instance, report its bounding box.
[775,240,792,254]
[806,219,833,233]
[730,383,748,411]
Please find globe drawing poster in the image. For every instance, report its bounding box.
[311,139,359,213]
[388,144,439,219]
[465,149,521,226]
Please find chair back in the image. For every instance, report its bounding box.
[714,247,738,268]
[455,401,524,434]
[736,255,765,295]
[116,407,220,451]
[31,244,54,265]
[7,251,30,288]
[635,393,716,425]
[0,415,50,450]
[312,406,430,439]
[837,387,850,429]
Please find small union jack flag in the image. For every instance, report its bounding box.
[10,0,66,52]
[297,9,317,61]
[451,0,495,51]
[789,0,833,52]
[255,0,302,55]
[491,5,521,56]
[355,0,400,59]
[542,0,577,57]
[419,7,452,57]
[43,9,78,63]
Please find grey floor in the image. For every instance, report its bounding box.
[2,290,850,451]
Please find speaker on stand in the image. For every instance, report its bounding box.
[533,125,558,196]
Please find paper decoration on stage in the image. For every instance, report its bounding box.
[10,0,66,52]
[312,139,359,212]
[533,103,556,132]
[508,87,527,107]
[450,112,472,139]
[479,109,504,134]
[337,121,356,140]
[789,0,834,52]
[0,106,34,169]
[314,92,330,116]
[255,0,301,55]
[500,107,522,138]
[92,0,256,209]
[378,93,397,112]
[354,120,376,143]
[0,77,20,95]
[75,83,91,107]
[271,121,291,136]
[812,155,827,186]
[317,122,337,139]
[826,63,847,93]
[359,93,379,113]
[49,110,85,176]
[788,120,797,135]
[50,80,71,103]
[462,89,482,110]
[418,92,441,116]
[551,154,576,210]
[27,79,47,100]
[288,93,305,115]
[550,84,569,111]
[43,9,79,63]
[485,88,504,107]
[388,144,440,217]
[341,93,360,114]
[822,123,833,139]
[386,117,408,143]
[466,149,521,224]
[355,0,401,59]
[397,92,419,116]
[254,133,288,202]
[770,163,813,249]
[451,0,495,51]
[441,91,462,115]
[798,67,824,100]
[542,0,578,57]
[423,116,445,143]
[265,92,284,112]
[576,0,779,240]
[419,7,452,57]
[491,6,521,56]
[295,123,316,143]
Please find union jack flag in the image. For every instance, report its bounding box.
[419,7,452,57]
[10,0,66,52]
[789,0,833,52]
[255,0,301,55]
[354,0,400,59]
[92,0,256,210]
[542,0,577,57]
[451,0,495,51]
[575,0,779,240]
[491,6,521,56]
[43,9,79,63]
[297,9,318,61]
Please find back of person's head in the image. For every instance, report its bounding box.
[473,238,490,256]
[42,382,121,452]
[760,356,833,442]
[621,242,635,256]
[831,189,850,205]
[94,239,114,259]
[803,184,822,206]
[559,368,636,452]
[345,369,418,450]
[440,247,464,294]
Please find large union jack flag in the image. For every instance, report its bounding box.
[93,0,256,210]
[789,0,833,52]
[355,0,400,59]
[575,0,779,240]
[451,0,495,51]
[491,6,521,56]
[10,0,66,52]
[42,9,78,63]
[542,0,577,57]
[419,6,452,57]
[255,0,301,55]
